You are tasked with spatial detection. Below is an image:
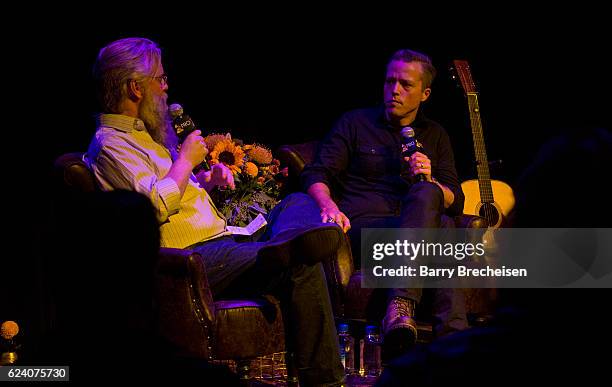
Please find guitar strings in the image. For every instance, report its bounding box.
[460,63,498,227]
[468,94,495,226]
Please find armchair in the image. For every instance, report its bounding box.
[276,141,493,329]
[52,152,286,380]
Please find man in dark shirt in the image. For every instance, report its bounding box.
[302,48,467,360]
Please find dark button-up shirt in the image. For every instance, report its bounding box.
[301,107,465,219]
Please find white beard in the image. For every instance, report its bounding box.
[140,89,178,151]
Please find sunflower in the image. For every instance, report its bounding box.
[204,133,230,152]
[244,161,259,177]
[247,144,273,165]
[210,139,245,175]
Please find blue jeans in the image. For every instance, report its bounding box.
[347,181,468,336]
[190,193,344,386]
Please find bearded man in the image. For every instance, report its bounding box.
[86,37,345,387]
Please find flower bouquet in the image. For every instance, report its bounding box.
[204,133,288,227]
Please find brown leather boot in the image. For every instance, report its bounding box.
[382,297,418,362]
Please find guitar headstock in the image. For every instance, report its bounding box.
[450,59,477,95]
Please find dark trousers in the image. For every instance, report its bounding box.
[190,193,344,386]
[347,181,468,337]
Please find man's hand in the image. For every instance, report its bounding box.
[320,206,351,233]
[405,152,455,208]
[165,130,209,197]
[196,162,235,191]
[405,151,432,182]
[307,182,351,233]
[179,130,208,169]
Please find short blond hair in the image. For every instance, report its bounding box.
[389,49,436,89]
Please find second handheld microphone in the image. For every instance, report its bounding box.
[400,126,426,182]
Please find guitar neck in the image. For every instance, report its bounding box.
[466,93,494,203]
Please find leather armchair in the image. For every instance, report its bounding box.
[52,153,286,376]
[276,142,491,324]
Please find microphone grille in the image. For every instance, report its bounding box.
[168,103,183,118]
[401,126,415,138]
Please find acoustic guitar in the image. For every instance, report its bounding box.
[452,59,515,228]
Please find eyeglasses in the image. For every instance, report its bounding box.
[152,74,168,86]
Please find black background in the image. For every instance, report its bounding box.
[10,10,610,187]
[12,10,609,183]
[3,7,610,365]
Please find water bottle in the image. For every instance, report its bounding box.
[337,323,355,375]
[363,325,382,377]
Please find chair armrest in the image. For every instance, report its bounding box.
[276,141,319,172]
[276,141,319,192]
[53,152,97,193]
[155,247,215,360]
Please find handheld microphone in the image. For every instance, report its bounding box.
[169,103,210,172]
[400,126,426,182]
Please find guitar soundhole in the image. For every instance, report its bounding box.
[479,203,500,227]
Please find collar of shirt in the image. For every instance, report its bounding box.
[375,106,428,133]
[96,114,147,132]
[95,113,179,161]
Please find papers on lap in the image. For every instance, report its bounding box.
[226,213,268,236]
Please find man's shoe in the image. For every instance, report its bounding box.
[257,224,343,268]
[382,297,418,362]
